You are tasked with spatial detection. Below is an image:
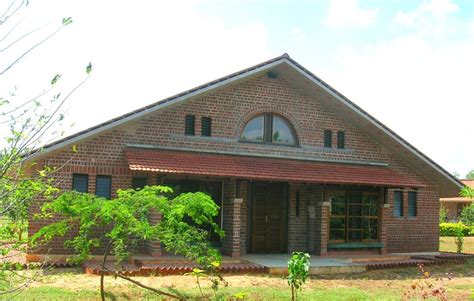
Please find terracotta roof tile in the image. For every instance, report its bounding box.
[125,150,423,187]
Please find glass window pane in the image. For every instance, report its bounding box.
[331,195,346,215]
[347,192,362,204]
[272,116,295,145]
[330,218,345,229]
[348,230,362,241]
[349,217,362,229]
[349,204,362,216]
[241,116,264,141]
[330,229,345,240]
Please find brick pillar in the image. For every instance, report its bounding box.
[146,208,162,257]
[380,203,390,254]
[318,201,330,256]
[222,197,243,258]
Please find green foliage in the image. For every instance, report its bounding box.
[287,252,310,301]
[439,222,472,237]
[460,204,474,226]
[32,186,223,298]
[460,186,474,199]
[439,206,448,223]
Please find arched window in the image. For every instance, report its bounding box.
[241,114,297,145]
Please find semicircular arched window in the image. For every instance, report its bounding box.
[241,114,298,145]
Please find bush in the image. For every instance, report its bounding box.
[460,204,474,226]
[439,222,472,237]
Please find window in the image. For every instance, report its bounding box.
[324,130,332,148]
[96,175,112,199]
[393,191,403,217]
[337,131,345,149]
[132,176,148,190]
[241,114,297,145]
[408,191,417,217]
[72,174,88,193]
[201,117,212,137]
[328,190,380,242]
[184,115,195,136]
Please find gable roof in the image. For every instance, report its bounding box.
[27,53,463,197]
[440,180,474,203]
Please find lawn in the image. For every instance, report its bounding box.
[440,236,474,253]
[1,238,473,300]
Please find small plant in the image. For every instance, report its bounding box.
[232,292,249,300]
[287,252,310,301]
[185,268,208,297]
[439,206,448,223]
[403,264,451,301]
[454,226,464,253]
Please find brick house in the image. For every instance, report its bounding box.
[440,179,473,221]
[26,54,462,258]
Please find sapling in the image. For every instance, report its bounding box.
[287,252,310,301]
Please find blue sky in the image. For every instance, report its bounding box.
[1,0,473,178]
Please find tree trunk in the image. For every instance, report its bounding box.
[100,240,113,301]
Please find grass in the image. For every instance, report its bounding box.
[440,236,474,253]
[1,238,473,300]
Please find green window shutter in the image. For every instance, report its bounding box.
[393,191,403,217]
[132,176,148,190]
[184,115,195,135]
[201,117,212,137]
[324,130,332,148]
[96,175,112,199]
[72,174,88,193]
[337,131,345,149]
[408,191,417,217]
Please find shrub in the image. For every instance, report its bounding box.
[460,204,474,226]
[439,222,471,237]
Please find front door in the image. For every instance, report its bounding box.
[251,182,287,253]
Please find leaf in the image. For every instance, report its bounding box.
[62,17,73,26]
[86,62,92,75]
[72,145,77,153]
[51,74,62,85]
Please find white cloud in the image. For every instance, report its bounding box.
[326,0,378,28]
[394,0,458,36]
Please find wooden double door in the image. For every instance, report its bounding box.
[250,182,288,253]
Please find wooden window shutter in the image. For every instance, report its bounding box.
[393,191,403,217]
[96,175,112,199]
[184,115,195,136]
[337,131,345,149]
[72,174,88,193]
[324,130,332,148]
[201,117,212,137]
[408,191,417,217]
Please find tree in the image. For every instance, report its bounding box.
[465,169,474,180]
[31,186,224,301]
[0,1,91,295]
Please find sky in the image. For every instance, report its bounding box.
[1,0,473,178]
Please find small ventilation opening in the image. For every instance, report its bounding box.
[266,71,278,79]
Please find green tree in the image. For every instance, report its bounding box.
[31,186,223,301]
[1,1,92,295]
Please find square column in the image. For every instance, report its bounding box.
[222,197,243,257]
[146,208,162,257]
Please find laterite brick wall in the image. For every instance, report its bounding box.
[29,73,439,255]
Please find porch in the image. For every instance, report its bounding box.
[124,148,424,258]
[80,252,471,276]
